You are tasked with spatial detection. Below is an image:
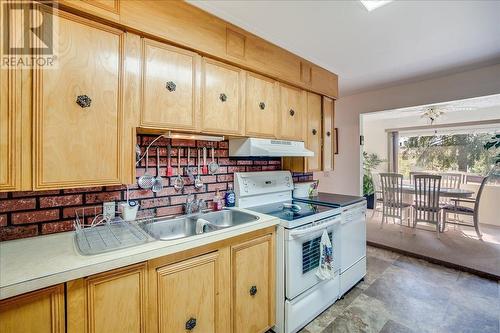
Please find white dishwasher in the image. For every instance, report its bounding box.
[339,201,367,296]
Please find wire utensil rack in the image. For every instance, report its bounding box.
[74,207,152,255]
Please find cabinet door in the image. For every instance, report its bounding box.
[306,92,322,172]
[322,96,334,171]
[141,39,200,131]
[0,285,65,333]
[58,0,120,21]
[202,58,243,135]
[232,234,275,333]
[156,252,220,333]
[245,72,277,138]
[278,84,305,141]
[67,263,147,333]
[33,9,124,189]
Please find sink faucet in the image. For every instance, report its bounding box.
[184,194,207,215]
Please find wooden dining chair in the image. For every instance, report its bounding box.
[371,172,383,219]
[380,173,411,228]
[409,171,429,184]
[440,173,462,189]
[413,174,442,238]
[442,168,499,239]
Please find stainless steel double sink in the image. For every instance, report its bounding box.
[139,209,260,241]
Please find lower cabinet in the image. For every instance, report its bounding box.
[66,262,148,333]
[1,229,275,333]
[0,284,65,333]
[232,234,275,333]
[155,252,220,332]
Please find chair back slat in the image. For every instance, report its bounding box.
[413,174,441,223]
[380,173,404,219]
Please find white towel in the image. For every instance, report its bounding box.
[316,229,334,280]
[196,218,210,234]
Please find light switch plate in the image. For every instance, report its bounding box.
[103,201,115,220]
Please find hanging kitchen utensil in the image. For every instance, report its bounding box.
[173,148,184,191]
[138,150,154,189]
[186,147,195,182]
[166,145,173,177]
[135,144,141,163]
[202,147,208,174]
[194,148,204,190]
[208,146,219,175]
[152,147,164,193]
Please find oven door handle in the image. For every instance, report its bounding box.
[289,218,340,238]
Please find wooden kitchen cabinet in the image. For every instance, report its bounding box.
[278,84,306,141]
[245,72,278,138]
[58,0,121,22]
[305,92,322,171]
[154,252,221,333]
[140,39,201,132]
[282,92,322,172]
[66,262,147,333]
[232,234,275,333]
[201,58,244,135]
[0,284,65,333]
[32,8,126,190]
[322,96,335,171]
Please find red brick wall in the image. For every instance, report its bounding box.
[0,135,313,241]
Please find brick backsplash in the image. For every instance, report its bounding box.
[0,135,313,241]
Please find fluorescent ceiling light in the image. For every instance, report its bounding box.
[360,0,394,11]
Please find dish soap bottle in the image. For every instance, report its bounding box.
[225,183,235,207]
[214,190,223,211]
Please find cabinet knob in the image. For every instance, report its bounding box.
[166,81,177,92]
[76,95,92,108]
[185,317,197,330]
[289,109,295,117]
[326,131,331,137]
[249,285,258,296]
[312,129,317,135]
[219,93,227,102]
[259,102,266,110]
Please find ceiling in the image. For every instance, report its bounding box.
[363,93,500,120]
[189,1,500,97]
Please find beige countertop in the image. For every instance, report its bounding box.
[0,208,279,300]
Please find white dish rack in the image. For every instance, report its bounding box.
[74,207,153,255]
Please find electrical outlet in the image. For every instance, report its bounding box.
[103,201,115,220]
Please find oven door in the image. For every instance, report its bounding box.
[284,215,341,300]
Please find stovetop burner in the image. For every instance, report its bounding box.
[247,200,334,222]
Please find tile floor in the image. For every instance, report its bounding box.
[296,246,500,333]
[367,210,500,278]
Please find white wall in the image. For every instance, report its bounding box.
[314,63,500,196]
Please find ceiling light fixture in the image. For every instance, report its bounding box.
[421,106,445,125]
[360,0,394,11]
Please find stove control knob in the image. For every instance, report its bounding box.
[286,182,291,187]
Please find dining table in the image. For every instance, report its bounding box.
[401,182,475,198]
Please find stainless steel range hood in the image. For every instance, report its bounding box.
[229,138,314,157]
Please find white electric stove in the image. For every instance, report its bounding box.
[235,171,342,333]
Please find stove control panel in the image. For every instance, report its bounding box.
[234,171,293,206]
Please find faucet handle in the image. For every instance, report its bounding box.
[197,199,207,211]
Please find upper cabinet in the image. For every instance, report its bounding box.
[32,9,125,190]
[201,58,244,135]
[245,72,278,138]
[305,93,322,172]
[278,84,306,141]
[322,96,335,172]
[0,61,20,192]
[58,0,121,21]
[140,39,200,131]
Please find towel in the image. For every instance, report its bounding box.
[316,229,334,280]
[196,218,210,234]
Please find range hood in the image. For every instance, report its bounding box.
[229,138,314,157]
